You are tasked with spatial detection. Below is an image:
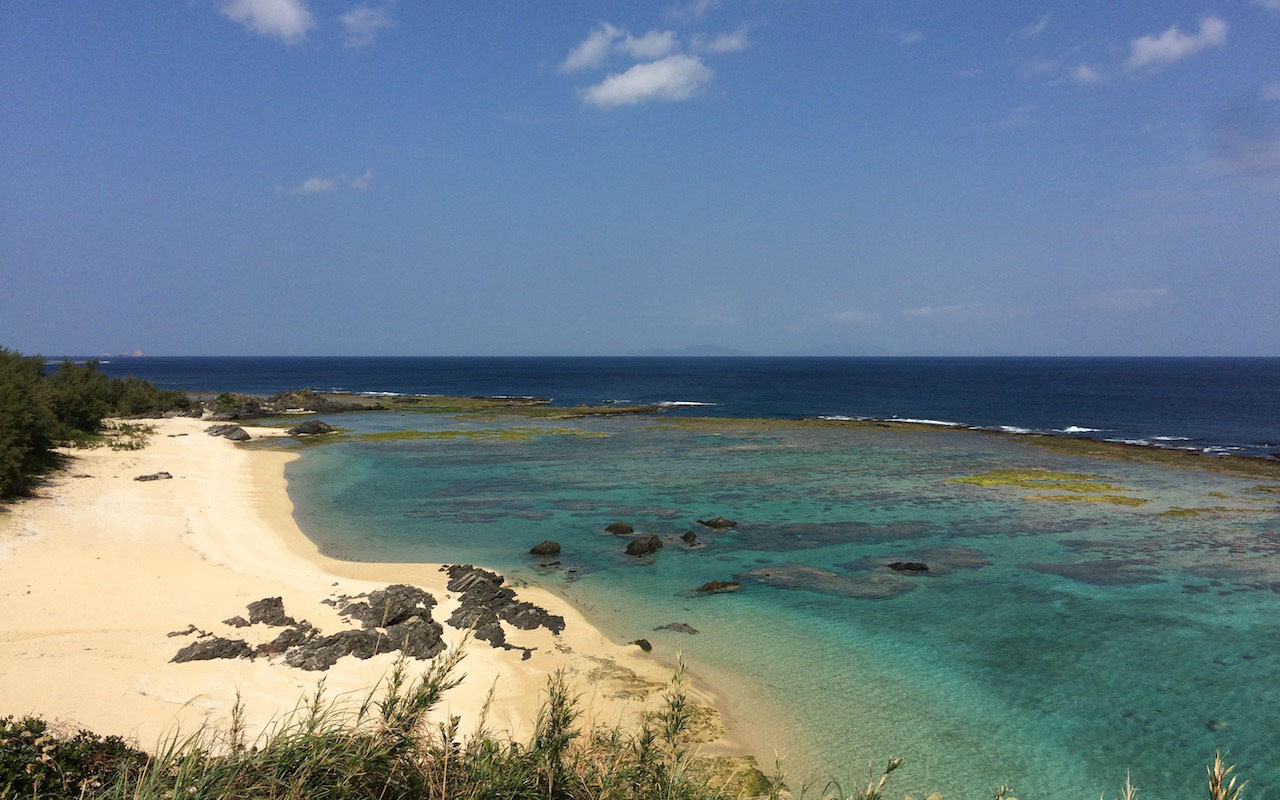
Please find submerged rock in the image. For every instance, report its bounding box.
[171,637,252,663]
[655,622,699,635]
[625,534,663,556]
[697,515,737,530]
[692,580,741,594]
[741,564,915,600]
[681,531,699,546]
[134,472,172,482]
[887,561,929,573]
[604,521,635,536]
[288,420,335,436]
[529,540,561,556]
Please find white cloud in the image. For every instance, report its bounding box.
[1255,0,1280,11]
[903,304,976,319]
[1071,63,1104,84]
[898,30,924,45]
[1126,16,1227,71]
[1262,83,1280,101]
[1019,14,1051,38]
[219,0,315,44]
[619,30,679,59]
[1087,288,1169,312]
[560,23,622,72]
[829,310,880,326]
[340,5,394,49]
[697,26,750,53]
[280,170,373,195]
[582,54,713,108]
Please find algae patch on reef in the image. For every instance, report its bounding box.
[950,468,1129,494]
[350,427,608,443]
[1025,494,1150,507]
[1156,505,1272,518]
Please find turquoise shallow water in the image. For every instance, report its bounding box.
[283,412,1280,799]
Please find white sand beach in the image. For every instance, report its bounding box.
[0,418,727,751]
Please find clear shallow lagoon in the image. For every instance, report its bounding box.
[283,411,1280,799]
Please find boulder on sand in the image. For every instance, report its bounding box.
[288,420,335,436]
[134,472,172,482]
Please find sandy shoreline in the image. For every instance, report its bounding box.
[0,417,738,756]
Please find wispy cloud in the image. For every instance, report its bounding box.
[1086,288,1169,312]
[560,22,622,72]
[695,25,750,54]
[1071,63,1104,84]
[219,0,314,44]
[1262,83,1280,102]
[582,54,713,108]
[1255,0,1280,11]
[340,5,394,49]
[902,304,984,319]
[1126,16,1227,71]
[829,310,881,326]
[279,169,373,195]
[897,29,924,45]
[619,30,679,59]
[1019,14,1051,38]
[666,0,720,23]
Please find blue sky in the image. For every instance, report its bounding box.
[2,1,1277,356]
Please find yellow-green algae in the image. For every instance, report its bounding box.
[351,427,607,442]
[1156,505,1274,518]
[950,468,1130,494]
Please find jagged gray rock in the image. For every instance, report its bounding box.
[171,637,252,663]
[288,420,335,436]
[697,515,737,530]
[624,534,663,556]
[134,472,172,482]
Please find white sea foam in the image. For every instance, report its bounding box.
[998,426,1033,434]
[891,417,962,427]
[1058,426,1101,434]
[1105,438,1152,446]
[817,415,858,421]
[657,401,718,407]
[359,391,405,397]
[1151,436,1191,441]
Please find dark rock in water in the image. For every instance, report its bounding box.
[1024,559,1163,586]
[681,531,698,546]
[172,636,252,663]
[693,580,741,594]
[222,616,250,628]
[288,420,335,436]
[529,540,561,556]
[134,472,172,482]
[654,622,699,635]
[887,561,929,573]
[625,534,663,556]
[284,629,383,671]
[1206,719,1229,732]
[742,564,914,600]
[697,515,737,530]
[224,427,251,441]
[340,584,436,628]
[604,521,635,535]
[247,597,297,627]
[629,638,653,652]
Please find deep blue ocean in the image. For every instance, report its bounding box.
[90,356,1280,458]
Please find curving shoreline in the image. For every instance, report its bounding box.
[0,417,743,763]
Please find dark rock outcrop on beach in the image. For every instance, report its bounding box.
[692,580,741,594]
[625,535,663,556]
[288,420,335,436]
[222,615,250,628]
[339,585,436,628]
[204,424,240,437]
[629,639,652,652]
[173,587,445,671]
[134,472,172,482]
[654,622,699,635]
[529,540,561,557]
[887,561,929,573]
[697,515,737,530]
[441,565,564,657]
[171,636,253,663]
[681,531,698,546]
[247,596,297,627]
[604,521,635,536]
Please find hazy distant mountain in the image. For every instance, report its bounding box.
[632,345,755,357]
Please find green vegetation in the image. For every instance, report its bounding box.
[0,348,190,500]
[1156,506,1271,518]
[1024,494,1150,507]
